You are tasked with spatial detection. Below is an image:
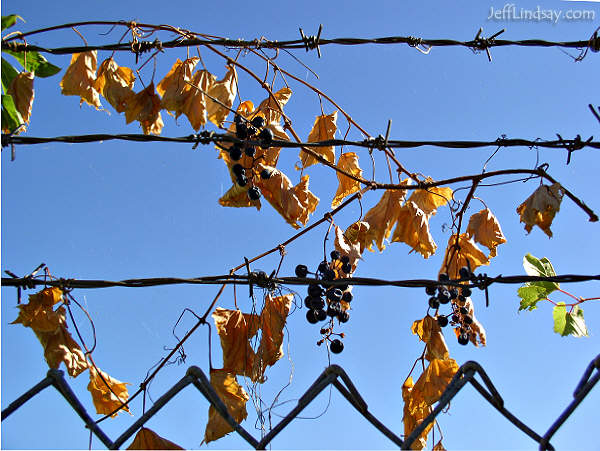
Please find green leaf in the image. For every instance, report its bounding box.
[517,253,559,312]
[3,49,60,78]
[553,302,589,337]
[1,57,19,93]
[1,94,24,134]
[1,15,23,31]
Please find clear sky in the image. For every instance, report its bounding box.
[1,0,599,449]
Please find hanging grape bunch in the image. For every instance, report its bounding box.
[229,114,274,201]
[295,250,354,354]
[427,266,478,346]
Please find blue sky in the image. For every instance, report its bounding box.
[2,0,599,449]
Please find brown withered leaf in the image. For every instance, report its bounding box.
[433,440,446,450]
[334,225,362,274]
[331,152,363,208]
[408,180,453,216]
[88,365,130,417]
[411,315,449,361]
[391,201,437,258]
[94,57,135,113]
[8,71,34,125]
[156,57,199,118]
[466,208,507,258]
[411,358,459,409]
[253,294,293,380]
[206,66,237,127]
[60,51,102,109]
[402,376,433,450]
[300,111,338,169]
[344,221,370,254]
[11,287,64,332]
[127,428,183,450]
[182,69,216,131]
[219,183,261,209]
[255,165,319,229]
[439,233,490,280]
[203,369,249,444]
[516,183,565,238]
[124,83,164,135]
[212,308,260,378]
[256,87,292,126]
[363,187,408,252]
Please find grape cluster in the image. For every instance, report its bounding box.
[426,266,477,346]
[227,115,275,202]
[296,250,353,354]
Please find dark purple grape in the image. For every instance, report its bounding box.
[340,255,350,265]
[251,116,265,129]
[338,311,350,323]
[308,284,323,297]
[236,122,248,139]
[327,288,343,302]
[330,339,344,354]
[315,309,327,321]
[458,333,470,345]
[459,266,470,279]
[327,302,341,317]
[259,127,273,147]
[342,291,353,303]
[461,287,472,297]
[459,306,469,315]
[437,316,449,327]
[295,264,309,278]
[247,186,261,200]
[317,261,328,274]
[330,250,341,261]
[463,314,473,325]
[260,168,273,179]
[306,309,318,324]
[425,285,437,296]
[428,296,440,309]
[439,273,450,282]
[438,290,451,304]
[341,263,352,274]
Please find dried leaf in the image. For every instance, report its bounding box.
[408,180,453,216]
[206,66,237,127]
[256,87,292,126]
[334,225,362,274]
[391,201,437,258]
[363,187,408,252]
[255,165,319,229]
[203,369,249,444]
[124,82,164,135]
[411,315,449,361]
[8,71,34,124]
[11,287,64,332]
[433,440,446,450]
[331,152,363,208]
[60,51,101,109]
[300,111,338,168]
[466,208,507,257]
[212,308,260,378]
[439,233,490,280]
[344,221,370,254]
[411,358,459,408]
[516,183,565,238]
[157,58,199,118]
[219,183,261,209]
[253,294,293,379]
[88,365,130,417]
[94,57,135,113]
[127,427,183,450]
[182,69,216,131]
[402,376,433,450]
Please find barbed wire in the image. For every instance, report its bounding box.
[2,23,600,58]
[3,132,599,151]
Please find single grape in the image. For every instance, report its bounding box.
[340,255,350,265]
[459,266,470,279]
[236,174,248,187]
[322,268,336,281]
[463,314,473,325]
[461,287,472,297]
[327,288,343,302]
[260,168,273,179]
[232,163,245,175]
[439,273,450,282]
[330,250,341,261]
[327,302,341,317]
[315,309,327,321]
[295,264,309,278]
[308,284,323,297]
[306,309,318,324]
[244,146,256,158]
[425,285,437,296]
[317,260,328,274]
[330,339,344,354]
[251,116,265,129]
[259,128,273,147]
[448,288,459,300]
[342,291,353,303]
[338,311,350,323]
[459,306,469,315]
[428,296,440,309]
[310,297,325,310]
[236,122,248,139]
[458,333,470,346]
[229,146,242,161]
[437,316,449,327]
[341,262,352,274]
[438,290,451,304]
[247,186,261,200]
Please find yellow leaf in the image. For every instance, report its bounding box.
[206,66,237,127]
[203,369,249,444]
[212,308,260,378]
[439,233,490,280]
[344,221,370,254]
[94,57,135,113]
[466,208,507,258]
[433,440,446,450]
[88,365,131,417]
[60,51,102,109]
[181,69,216,131]
[11,287,64,333]
[408,179,453,215]
[391,201,437,258]
[516,183,565,238]
[402,376,433,450]
[124,83,164,135]
[411,358,459,408]
[127,427,183,450]
[255,165,319,229]
[253,294,293,380]
[8,71,34,125]
[256,87,292,126]
[363,187,408,252]
[411,315,449,361]
[300,111,338,168]
[219,183,261,209]
[331,152,363,208]
[334,225,362,274]
[156,57,199,119]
